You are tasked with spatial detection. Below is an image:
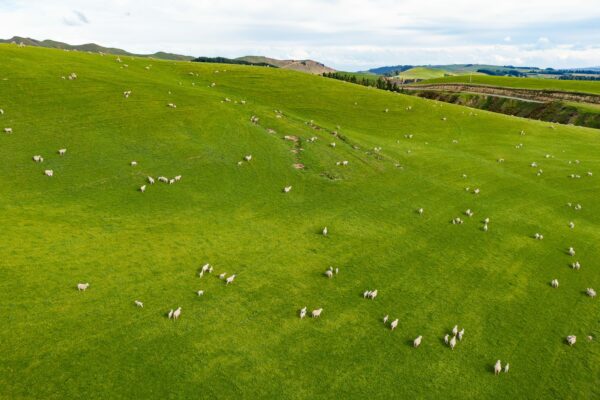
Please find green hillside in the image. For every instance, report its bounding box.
[396,67,453,79]
[1,44,599,399]
[414,75,600,95]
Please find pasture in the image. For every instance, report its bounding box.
[0,44,598,399]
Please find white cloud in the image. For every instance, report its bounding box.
[0,0,599,69]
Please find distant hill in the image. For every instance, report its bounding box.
[365,64,541,77]
[0,36,194,61]
[236,56,335,74]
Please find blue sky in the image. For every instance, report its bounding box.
[1,0,599,70]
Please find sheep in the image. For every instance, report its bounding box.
[148,177,155,184]
[369,289,378,300]
[168,309,174,319]
[201,263,211,273]
[130,161,137,166]
[452,325,458,335]
[473,188,480,194]
[0,109,3,115]
[226,274,236,285]
[283,186,292,193]
[311,308,323,318]
[390,319,399,330]
[209,266,213,274]
[413,336,423,347]
[77,283,89,291]
[568,247,576,256]
[571,261,581,270]
[534,233,544,240]
[32,155,44,163]
[322,227,328,236]
[551,279,559,288]
[465,209,474,217]
[167,103,177,108]
[198,271,204,278]
[174,175,182,182]
[324,270,333,278]
[173,307,182,319]
[586,288,596,298]
[449,335,457,350]
[140,185,146,193]
[244,155,252,162]
[383,315,389,324]
[458,329,464,341]
[363,290,371,298]
[417,208,424,215]
[483,218,490,224]
[531,162,538,168]
[567,335,576,346]
[197,290,204,296]
[158,176,168,183]
[330,142,336,148]
[504,363,509,373]
[250,115,259,123]
[219,273,227,279]
[569,221,575,229]
[483,224,488,232]
[123,90,132,98]
[4,127,13,134]
[299,307,307,319]
[444,334,449,344]
[134,300,143,308]
[169,179,175,184]
[44,169,54,177]
[494,360,502,375]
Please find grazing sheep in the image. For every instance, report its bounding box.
[567,335,576,346]
[390,319,399,330]
[483,224,488,232]
[572,261,581,270]
[123,90,132,98]
[311,308,323,318]
[226,274,236,285]
[32,155,44,163]
[324,270,333,278]
[534,233,544,240]
[168,309,174,319]
[330,142,336,148]
[198,271,204,278]
[465,209,474,217]
[444,334,449,344]
[148,176,155,184]
[494,360,502,375]
[158,176,168,183]
[283,186,292,193]
[201,263,210,273]
[569,221,575,229]
[473,188,480,195]
[322,227,328,236]
[134,300,143,308]
[449,335,457,350]
[370,290,378,300]
[173,307,182,319]
[568,247,576,256]
[169,179,175,184]
[197,290,204,296]
[417,208,424,215]
[504,363,509,373]
[586,288,596,298]
[244,155,252,161]
[130,161,137,166]
[300,307,307,319]
[413,336,423,347]
[44,169,54,177]
[551,279,559,288]
[4,127,13,134]
[77,283,89,291]
[140,185,146,193]
[458,329,464,341]
[383,315,389,324]
[0,109,3,115]
[363,290,371,298]
[219,273,227,279]
[452,325,458,335]
[209,266,213,274]
[167,103,177,108]
[174,175,182,182]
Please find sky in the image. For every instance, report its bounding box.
[1,0,599,71]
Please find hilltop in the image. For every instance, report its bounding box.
[236,55,335,74]
[0,43,598,399]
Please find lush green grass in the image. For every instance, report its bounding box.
[1,44,599,399]
[413,74,600,95]
[396,67,454,79]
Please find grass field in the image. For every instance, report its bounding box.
[413,74,600,95]
[0,44,599,399]
[395,67,454,80]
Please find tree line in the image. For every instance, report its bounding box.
[322,72,404,92]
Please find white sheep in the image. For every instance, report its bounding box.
[148,177,155,184]
[324,270,333,278]
[174,175,182,182]
[390,319,398,330]
[44,169,54,177]
[32,155,43,163]
[201,263,210,273]
[449,335,457,350]
[311,308,323,318]
[458,328,465,341]
[568,222,575,229]
[504,363,509,373]
[383,315,389,324]
[495,360,502,375]
[418,208,424,215]
[169,179,175,184]
[173,307,182,319]
[370,289,378,300]
[551,279,559,288]
[586,288,596,298]
[283,186,292,193]
[452,325,458,335]
[158,176,168,183]
[130,161,137,166]
[197,290,204,296]
[567,335,576,346]
[77,283,89,291]
[300,307,307,319]
[413,335,422,347]
[226,274,236,285]
[134,300,143,308]
[168,309,174,319]
[444,334,449,344]
[322,227,328,236]
[140,185,146,193]
[4,127,13,134]
[219,273,227,279]
[568,247,576,256]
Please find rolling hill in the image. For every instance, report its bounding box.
[0,43,598,399]
[395,67,455,80]
[236,55,335,74]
